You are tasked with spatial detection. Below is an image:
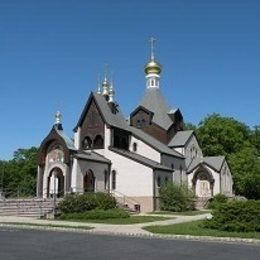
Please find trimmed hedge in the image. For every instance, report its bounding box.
[59,208,130,220]
[57,193,117,214]
[207,194,228,209]
[203,200,260,232]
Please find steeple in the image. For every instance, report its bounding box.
[144,37,162,89]
[101,64,110,99]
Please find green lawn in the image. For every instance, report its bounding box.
[151,210,211,216]
[143,220,260,239]
[58,215,172,225]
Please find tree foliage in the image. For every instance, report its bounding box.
[194,114,260,199]
[0,147,38,197]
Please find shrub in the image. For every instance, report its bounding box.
[203,200,260,232]
[159,183,195,212]
[207,194,228,209]
[95,192,117,210]
[58,192,117,214]
[59,208,130,220]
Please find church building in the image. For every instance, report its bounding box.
[37,42,233,212]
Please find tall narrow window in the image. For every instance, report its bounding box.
[180,166,183,185]
[157,176,161,187]
[133,142,137,152]
[104,170,108,190]
[112,170,116,190]
[137,119,141,128]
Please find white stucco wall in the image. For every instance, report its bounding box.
[173,147,184,155]
[103,149,154,197]
[129,136,161,163]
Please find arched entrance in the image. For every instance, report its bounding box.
[84,170,95,192]
[47,168,64,198]
[192,170,214,198]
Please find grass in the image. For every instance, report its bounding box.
[0,222,93,230]
[58,215,172,225]
[143,220,260,239]
[151,210,211,216]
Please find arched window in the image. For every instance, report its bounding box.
[82,136,92,149]
[171,163,174,170]
[112,170,116,190]
[165,177,169,183]
[84,170,95,192]
[93,135,104,148]
[133,142,137,152]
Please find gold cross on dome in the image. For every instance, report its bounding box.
[149,37,156,59]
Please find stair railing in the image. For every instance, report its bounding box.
[110,190,140,211]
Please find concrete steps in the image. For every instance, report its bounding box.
[0,198,57,218]
[195,197,210,209]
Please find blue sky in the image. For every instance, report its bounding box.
[0,0,259,160]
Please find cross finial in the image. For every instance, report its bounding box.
[149,37,156,60]
[104,63,109,80]
[97,74,101,94]
[55,111,62,125]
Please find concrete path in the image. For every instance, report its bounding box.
[1,213,259,245]
[0,213,211,236]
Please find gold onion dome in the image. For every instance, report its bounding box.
[144,58,162,75]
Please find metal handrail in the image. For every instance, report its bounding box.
[110,190,140,207]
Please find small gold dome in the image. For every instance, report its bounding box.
[144,59,162,75]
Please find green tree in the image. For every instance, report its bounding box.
[195,114,260,199]
[196,113,250,156]
[184,122,197,131]
[0,147,38,197]
[250,125,260,156]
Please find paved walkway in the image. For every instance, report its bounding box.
[0,213,210,236]
[0,213,259,245]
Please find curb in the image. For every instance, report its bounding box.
[0,223,259,246]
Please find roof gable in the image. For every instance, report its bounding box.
[187,156,225,173]
[168,130,194,147]
[38,126,75,165]
[74,92,129,132]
